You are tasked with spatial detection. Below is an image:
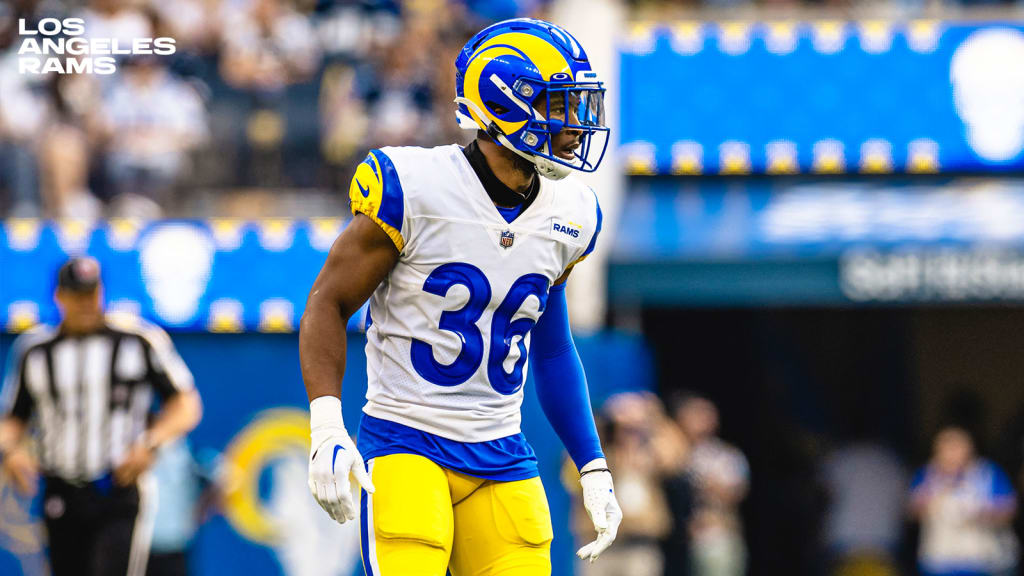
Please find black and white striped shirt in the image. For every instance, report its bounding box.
[0,315,194,482]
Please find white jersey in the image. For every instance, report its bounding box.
[348,144,601,442]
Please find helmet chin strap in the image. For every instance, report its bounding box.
[531,153,573,181]
[454,96,573,181]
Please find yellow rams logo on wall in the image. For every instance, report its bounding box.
[221,409,311,544]
[220,408,362,576]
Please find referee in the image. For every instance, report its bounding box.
[0,256,203,576]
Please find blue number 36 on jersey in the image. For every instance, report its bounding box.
[410,262,549,395]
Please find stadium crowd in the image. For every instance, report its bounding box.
[569,390,1021,576]
[0,0,537,218]
[566,392,751,576]
[3,0,1024,219]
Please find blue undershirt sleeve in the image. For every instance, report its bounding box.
[529,282,605,470]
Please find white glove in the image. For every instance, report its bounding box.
[576,458,622,563]
[308,396,375,523]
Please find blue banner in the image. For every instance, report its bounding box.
[620,22,1024,175]
[0,218,345,333]
[607,178,1024,306]
[616,178,1024,260]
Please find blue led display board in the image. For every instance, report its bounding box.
[0,218,344,333]
[619,22,1024,175]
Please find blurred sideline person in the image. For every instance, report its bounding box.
[820,432,907,576]
[567,392,685,576]
[0,256,203,576]
[146,438,204,576]
[909,426,1019,576]
[675,394,749,576]
[300,18,621,576]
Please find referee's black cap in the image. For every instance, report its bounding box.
[57,256,101,292]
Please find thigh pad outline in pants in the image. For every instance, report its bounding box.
[361,454,455,576]
[449,476,554,576]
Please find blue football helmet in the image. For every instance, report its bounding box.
[454,18,609,180]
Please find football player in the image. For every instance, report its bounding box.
[300,18,621,575]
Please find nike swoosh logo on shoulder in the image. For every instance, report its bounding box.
[356,181,371,198]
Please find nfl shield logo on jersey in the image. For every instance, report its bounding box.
[499,230,515,249]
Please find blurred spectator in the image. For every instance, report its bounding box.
[820,436,907,576]
[566,392,685,576]
[319,62,369,183]
[219,0,321,92]
[312,0,402,60]
[149,0,222,55]
[1,26,102,219]
[40,74,99,219]
[674,394,749,576]
[78,0,152,47]
[1,1,46,215]
[662,463,697,575]
[0,45,45,217]
[1002,406,1024,576]
[217,0,321,185]
[359,39,438,148]
[461,0,547,23]
[147,439,204,576]
[96,57,208,217]
[909,426,1019,576]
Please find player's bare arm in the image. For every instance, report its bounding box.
[300,213,399,402]
[300,213,397,523]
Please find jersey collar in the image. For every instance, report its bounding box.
[462,140,540,210]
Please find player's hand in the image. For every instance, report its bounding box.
[114,441,156,486]
[308,421,374,524]
[576,458,622,563]
[1,445,39,496]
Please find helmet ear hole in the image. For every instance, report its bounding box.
[485,101,510,116]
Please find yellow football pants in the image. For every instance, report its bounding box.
[359,453,553,576]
